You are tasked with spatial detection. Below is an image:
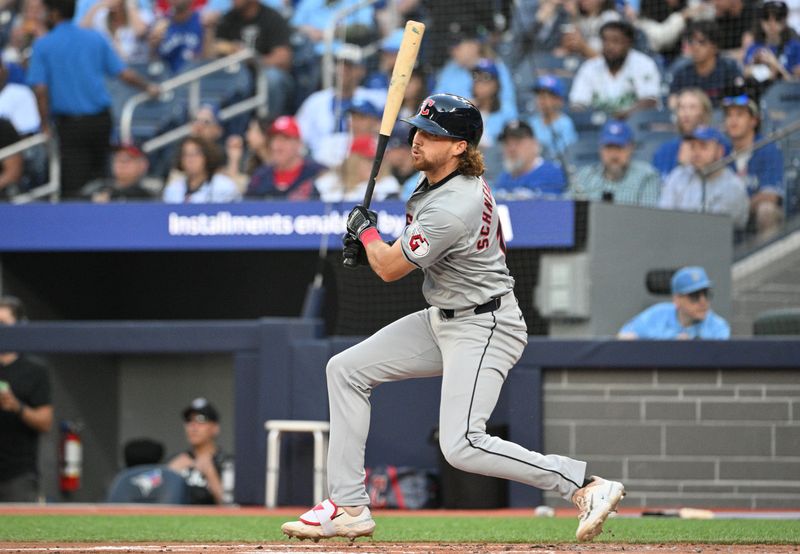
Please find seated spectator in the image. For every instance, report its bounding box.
[149,0,208,74]
[290,0,374,54]
[314,135,399,203]
[244,115,325,200]
[398,69,429,122]
[0,60,41,135]
[315,98,380,169]
[153,103,225,181]
[618,266,730,339]
[560,0,621,58]
[568,20,661,119]
[659,126,749,228]
[163,136,240,202]
[385,126,420,201]
[528,75,577,161]
[493,120,566,200]
[742,1,800,98]
[722,94,785,240]
[168,397,234,505]
[506,0,570,63]
[635,0,707,65]
[471,58,516,148]
[7,0,49,74]
[0,118,24,200]
[81,143,156,202]
[364,28,403,90]
[295,45,385,158]
[190,103,224,146]
[418,1,495,69]
[713,0,758,59]
[432,32,517,123]
[568,120,661,207]
[79,0,152,64]
[214,0,293,116]
[668,20,744,107]
[652,87,713,178]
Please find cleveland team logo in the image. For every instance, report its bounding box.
[407,223,430,257]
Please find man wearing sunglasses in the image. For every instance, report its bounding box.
[618,266,730,340]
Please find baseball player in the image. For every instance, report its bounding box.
[281,94,625,543]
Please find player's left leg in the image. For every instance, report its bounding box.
[434,294,624,540]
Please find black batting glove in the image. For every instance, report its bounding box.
[346,205,378,238]
[342,233,368,267]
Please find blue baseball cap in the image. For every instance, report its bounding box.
[472,58,499,80]
[689,125,726,144]
[348,99,381,119]
[600,120,634,146]
[533,75,565,98]
[381,29,404,53]
[671,266,713,295]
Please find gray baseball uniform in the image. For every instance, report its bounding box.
[326,171,587,507]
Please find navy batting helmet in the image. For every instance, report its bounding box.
[402,93,483,147]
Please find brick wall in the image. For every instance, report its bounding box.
[542,367,800,509]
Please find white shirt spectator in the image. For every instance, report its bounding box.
[162,173,241,203]
[314,172,399,203]
[658,164,750,228]
[0,83,41,134]
[569,49,662,113]
[295,87,386,161]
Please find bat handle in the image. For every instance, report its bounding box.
[343,257,358,269]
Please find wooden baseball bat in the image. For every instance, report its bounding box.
[343,20,425,268]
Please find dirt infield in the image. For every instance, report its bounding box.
[0,543,798,554]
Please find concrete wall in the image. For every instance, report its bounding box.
[35,353,235,503]
[118,354,235,463]
[541,367,800,509]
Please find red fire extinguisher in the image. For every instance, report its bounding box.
[59,421,82,495]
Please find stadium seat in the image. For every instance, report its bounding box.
[760,81,800,129]
[530,52,583,77]
[128,95,187,143]
[567,136,601,169]
[566,109,606,134]
[753,307,800,335]
[634,130,676,164]
[106,464,189,503]
[179,60,254,108]
[627,109,675,134]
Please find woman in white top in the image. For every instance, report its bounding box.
[163,137,241,203]
[313,135,400,203]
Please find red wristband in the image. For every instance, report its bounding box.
[359,227,381,246]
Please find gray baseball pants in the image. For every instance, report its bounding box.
[325,293,587,506]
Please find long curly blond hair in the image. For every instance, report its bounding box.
[458,145,485,177]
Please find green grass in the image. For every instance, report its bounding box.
[0,515,798,544]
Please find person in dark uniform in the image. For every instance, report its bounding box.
[167,397,234,505]
[0,296,53,502]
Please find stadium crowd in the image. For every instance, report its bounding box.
[0,0,799,242]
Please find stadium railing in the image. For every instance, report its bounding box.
[6,49,266,204]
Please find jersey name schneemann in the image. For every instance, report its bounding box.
[477,180,494,251]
